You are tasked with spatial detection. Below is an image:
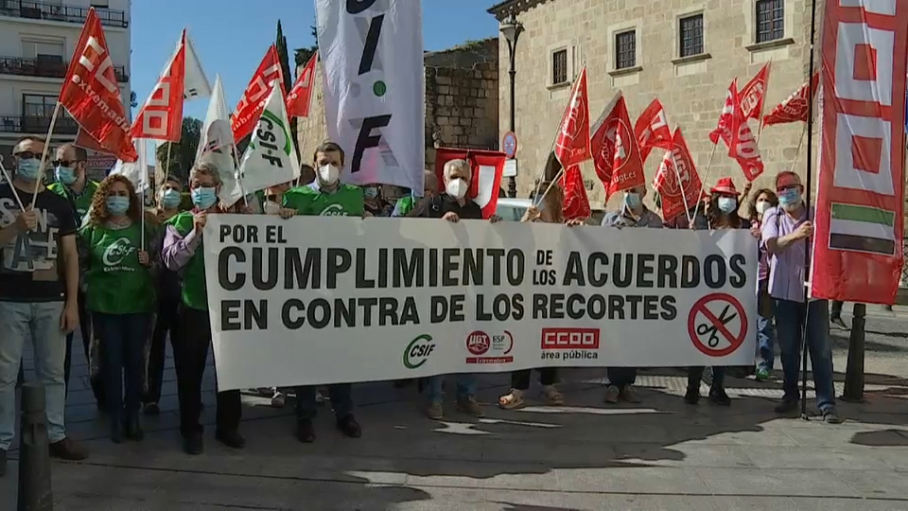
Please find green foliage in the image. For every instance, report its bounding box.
[293,24,319,67]
[156,117,203,182]
[276,20,300,161]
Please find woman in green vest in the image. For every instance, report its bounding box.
[80,174,156,443]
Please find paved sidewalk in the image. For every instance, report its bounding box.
[3,306,908,510]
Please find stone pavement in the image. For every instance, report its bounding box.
[3,305,908,511]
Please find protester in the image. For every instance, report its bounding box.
[282,141,363,443]
[144,176,184,415]
[0,136,88,475]
[82,174,156,442]
[747,188,779,381]
[408,158,501,419]
[599,184,662,404]
[363,183,391,217]
[761,171,841,423]
[298,163,316,186]
[162,161,246,454]
[392,170,437,217]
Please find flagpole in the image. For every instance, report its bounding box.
[230,144,249,207]
[690,141,719,225]
[31,101,62,208]
[0,158,26,212]
[534,167,565,207]
[755,60,773,147]
[670,159,693,226]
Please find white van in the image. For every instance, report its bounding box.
[494,198,607,224]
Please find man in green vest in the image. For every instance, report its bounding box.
[282,141,364,444]
[49,143,102,407]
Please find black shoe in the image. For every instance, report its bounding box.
[295,419,316,443]
[684,387,700,405]
[337,414,362,438]
[125,416,144,441]
[143,402,160,416]
[183,434,203,455]
[831,316,848,329]
[49,438,88,460]
[709,388,732,406]
[215,430,246,449]
[774,398,799,414]
[110,419,123,444]
[0,448,7,477]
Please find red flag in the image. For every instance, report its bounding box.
[231,45,284,142]
[709,79,738,146]
[728,93,765,182]
[553,68,592,168]
[589,93,622,188]
[561,165,591,221]
[606,96,646,196]
[739,63,771,120]
[634,98,672,162]
[763,72,820,126]
[433,147,506,219]
[653,128,703,222]
[130,30,186,142]
[58,8,136,162]
[287,52,317,118]
[74,127,111,154]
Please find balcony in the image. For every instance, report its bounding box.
[0,115,80,136]
[0,1,128,28]
[0,56,128,82]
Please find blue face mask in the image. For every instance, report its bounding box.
[778,188,801,210]
[624,192,642,209]
[161,189,182,209]
[55,166,77,185]
[717,197,737,213]
[364,187,380,199]
[16,158,41,181]
[106,196,130,215]
[191,187,218,210]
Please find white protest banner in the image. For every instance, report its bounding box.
[204,216,758,391]
[315,0,425,191]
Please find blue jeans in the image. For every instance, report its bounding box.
[93,312,151,421]
[0,301,67,449]
[773,298,836,411]
[424,374,477,403]
[757,313,775,372]
[295,384,353,421]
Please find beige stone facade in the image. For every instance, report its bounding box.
[489,0,817,209]
[295,39,499,176]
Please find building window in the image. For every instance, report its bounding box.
[615,30,636,70]
[551,49,568,85]
[21,38,65,60]
[91,0,110,6]
[756,0,784,43]
[679,14,704,57]
[22,94,57,118]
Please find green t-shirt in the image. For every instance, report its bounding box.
[166,211,208,310]
[282,183,364,216]
[80,222,155,314]
[50,180,99,223]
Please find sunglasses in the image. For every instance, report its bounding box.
[52,159,83,167]
[14,151,38,160]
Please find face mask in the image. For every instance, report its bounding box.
[717,197,737,213]
[624,192,642,209]
[263,200,281,215]
[16,158,41,181]
[55,165,77,185]
[445,178,468,199]
[318,164,340,185]
[755,201,770,215]
[364,187,380,199]
[778,188,801,211]
[191,187,218,210]
[106,196,130,215]
[161,189,181,209]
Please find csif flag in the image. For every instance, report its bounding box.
[561,164,592,221]
[287,52,318,118]
[634,98,673,163]
[739,63,771,121]
[231,45,284,143]
[234,81,301,206]
[554,68,592,168]
[763,72,819,126]
[182,31,211,100]
[130,30,186,142]
[653,128,703,222]
[59,8,136,162]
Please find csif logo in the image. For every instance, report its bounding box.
[403,334,435,369]
[319,203,349,216]
[102,237,136,266]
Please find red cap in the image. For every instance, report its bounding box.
[710,177,737,195]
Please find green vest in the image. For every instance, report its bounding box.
[49,180,99,223]
[166,211,208,310]
[81,222,155,314]
[282,183,364,216]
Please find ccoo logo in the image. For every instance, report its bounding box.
[403,334,435,369]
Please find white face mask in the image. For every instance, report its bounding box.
[445,178,468,199]
[318,164,340,185]
[263,200,281,215]
[755,201,770,215]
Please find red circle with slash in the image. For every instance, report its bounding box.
[687,293,748,357]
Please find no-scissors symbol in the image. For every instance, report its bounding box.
[687,293,747,357]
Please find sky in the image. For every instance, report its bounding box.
[130,1,501,120]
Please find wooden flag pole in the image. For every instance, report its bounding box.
[755,59,773,147]
[0,157,26,212]
[690,141,719,225]
[534,167,565,208]
[31,101,63,208]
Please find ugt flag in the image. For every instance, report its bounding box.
[316,0,424,192]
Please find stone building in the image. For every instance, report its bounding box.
[295,38,499,174]
[488,0,818,208]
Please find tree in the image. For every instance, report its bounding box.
[293,25,319,67]
[276,20,300,160]
[156,117,203,182]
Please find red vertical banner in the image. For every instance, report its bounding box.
[811,1,908,304]
[433,147,506,219]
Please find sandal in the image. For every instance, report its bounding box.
[498,389,525,409]
[543,385,564,406]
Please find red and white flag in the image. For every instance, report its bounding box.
[634,98,672,162]
[589,92,622,188]
[709,79,738,147]
[606,95,646,196]
[739,63,771,121]
[553,68,591,168]
[58,8,136,162]
[287,52,317,118]
[653,128,702,222]
[561,164,591,221]
[231,45,284,142]
[763,72,820,126]
[710,79,764,181]
[130,30,186,142]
